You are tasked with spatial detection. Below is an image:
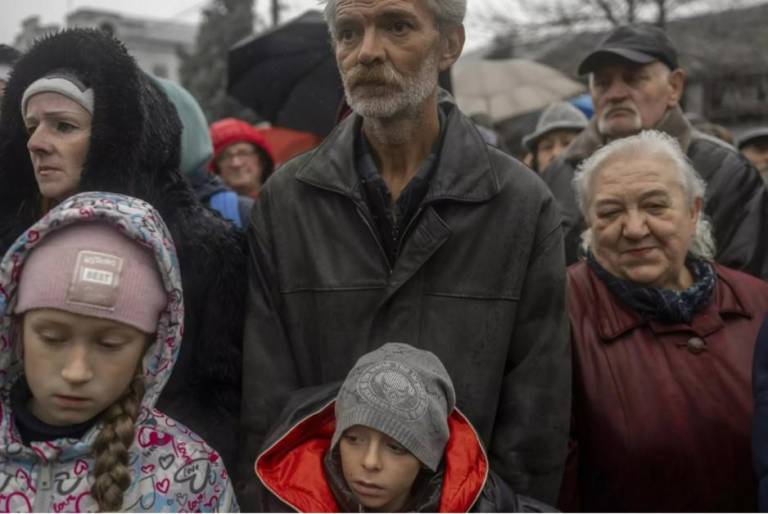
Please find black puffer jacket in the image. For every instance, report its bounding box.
[544,106,768,279]
[0,29,245,473]
[256,384,556,513]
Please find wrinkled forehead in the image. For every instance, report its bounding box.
[591,153,685,195]
[335,0,436,24]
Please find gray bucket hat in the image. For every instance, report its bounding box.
[523,101,588,152]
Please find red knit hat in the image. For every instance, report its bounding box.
[209,118,275,173]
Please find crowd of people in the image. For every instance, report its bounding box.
[0,0,766,512]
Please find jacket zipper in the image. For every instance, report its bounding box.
[355,206,393,274]
[32,462,53,512]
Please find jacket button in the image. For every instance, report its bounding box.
[686,337,707,354]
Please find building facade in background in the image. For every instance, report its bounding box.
[14,8,195,83]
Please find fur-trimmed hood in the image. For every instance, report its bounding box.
[0,28,185,251]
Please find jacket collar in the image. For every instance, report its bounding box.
[583,263,752,341]
[295,92,501,206]
[255,398,489,513]
[562,105,694,164]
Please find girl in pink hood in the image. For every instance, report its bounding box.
[0,192,237,512]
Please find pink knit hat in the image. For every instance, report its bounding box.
[15,222,166,334]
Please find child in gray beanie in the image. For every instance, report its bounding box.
[331,342,455,474]
[255,343,554,512]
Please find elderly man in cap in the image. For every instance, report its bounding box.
[737,128,768,185]
[524,101,588,174]
[236,0,570,509]
[544,24,768,279]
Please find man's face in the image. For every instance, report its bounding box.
[591,60,683,140]
[332,0,460,119]
[740,138,768,181]
[0,79,6,100]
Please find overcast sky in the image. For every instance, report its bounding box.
[0,0,505,49]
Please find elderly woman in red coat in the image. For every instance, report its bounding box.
[560,130,768,512]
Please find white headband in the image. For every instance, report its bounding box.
[21,74,94,116]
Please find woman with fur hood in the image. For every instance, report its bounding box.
[0,191,237,512]
[0,29,245,475]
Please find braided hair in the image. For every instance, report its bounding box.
[90,373,145,511]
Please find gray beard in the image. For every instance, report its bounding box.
[343,51,440,120]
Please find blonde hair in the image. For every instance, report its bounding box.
[90,373,144,512]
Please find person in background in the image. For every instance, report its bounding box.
[737,127,768,185]
[209,118,275,198]
[0,191,237,512]
[0,44,20,103]
[238,0,570,509]
[543,23,768,279]
[256,343,553,513]
[562,130,768,511]
[0,29,246,477]
[522,101,588,174]
[754,314,768,512]
[153,77,254,229]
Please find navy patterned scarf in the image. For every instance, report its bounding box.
[587,252,716,324]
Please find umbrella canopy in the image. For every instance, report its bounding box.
[228,10,343,138]
[451,57,586,122]
[257,126,322,167]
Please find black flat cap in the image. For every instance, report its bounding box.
[578,24,679,75]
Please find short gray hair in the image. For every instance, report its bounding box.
[573,130,715,260]
[322,0,467,36]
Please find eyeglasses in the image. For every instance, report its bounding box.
[219,147,258,164]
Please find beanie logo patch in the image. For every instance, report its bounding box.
[67,251,123,310]
[357,360,427,421]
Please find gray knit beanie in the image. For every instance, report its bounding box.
[331,343,456,471]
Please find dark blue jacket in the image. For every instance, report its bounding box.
[754,314,768,512]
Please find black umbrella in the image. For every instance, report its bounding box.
[228,10,343,138]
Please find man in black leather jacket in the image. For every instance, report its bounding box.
[544,24,768,279]
[237,0,570,509]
